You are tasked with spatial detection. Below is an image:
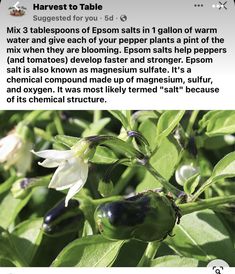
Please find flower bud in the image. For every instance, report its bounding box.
[175,164,199,186]
[11,178,31,199]
[11,175,50,199]
[0,123,33,175]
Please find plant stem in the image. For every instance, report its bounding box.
[191,178,212,201]
[29,174,52,188]
[186,110,199,137]
[54,111,64,135]
[138,241,161,267]
[93,110,102,122]
[92,195,123,206]
[146,163,181,197]
[103,159,130,182]
[69,118,88,129]
[112,166,136,195]
[24,110,46,125]
[125,110,133,129]
[87,135,145,160]
[179,195,235,215]
[34,127,52,141]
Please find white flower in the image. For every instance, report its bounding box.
[175,164,199,186]
[0,133,32,175]
[32,144,89,206]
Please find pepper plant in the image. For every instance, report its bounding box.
[0,110,235,267]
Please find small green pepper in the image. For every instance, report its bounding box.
[42,199,84,237]
[94,191,181,242]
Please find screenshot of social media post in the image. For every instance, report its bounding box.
[0,0,234,272]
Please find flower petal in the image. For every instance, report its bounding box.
[65,179,86,207]
[0,134,21,163]
[38,159,61,168]
[48,157,88,190]
[31,149,73,161]
[15,143,33,175]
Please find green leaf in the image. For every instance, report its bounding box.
[54,135,80,148]
[211,152,235,182]
[0,258,16,267]
[139,119,157,150]
[205,111,235,137]
[183,173,200,195]
[137,137,181,192]
[82,118,111,137]
[203,135,235,150]
[198,153,213,178]
[93,136,144,160]
[0,228,17,264]
[52,142,68,150]
[0,175,16,194]
[108,111,129,130]
[198,110,220,129]
[90,146,118,164]
[82,221,93,237]
[12,218,43,265]
[198,111,235,137]
[52,235,124,267]
[151,255,201,267]
[0,192,31,229]
[156,110,185,143]
[193,152,235,203]
[98,179,114,197]
[133,110,160,123]
[166,210,235,265]
[0,227,27,266]
[113,240,147,267]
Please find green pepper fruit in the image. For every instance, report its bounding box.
[42,199,85,237]
[94,191,181,242]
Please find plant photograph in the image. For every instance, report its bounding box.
[0,110,234,267]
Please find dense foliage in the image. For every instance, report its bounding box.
[0,110,234,267]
